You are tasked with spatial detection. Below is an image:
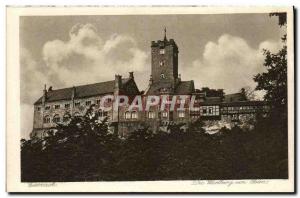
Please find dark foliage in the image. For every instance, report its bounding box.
[21,111,288,182]
[269,12,287,27]
[21,13,288,182]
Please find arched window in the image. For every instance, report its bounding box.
[159,60,165,66]
[159,49,165,54]
[43,115,51,123]
[53,114,60,123]
[131,111,138,119]
[160,73,165,79]
[99,109,103,117]
[74,112,80,117]
[125,111,131,119]
[103,111,108,117]
[63,114,71,122]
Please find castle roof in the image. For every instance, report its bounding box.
[203,96,223,104]
[175,81,195,95]
[34,78,130,105]
[146,80,195,95]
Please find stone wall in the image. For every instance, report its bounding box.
[32,95,114,137]
[203,114,257,134]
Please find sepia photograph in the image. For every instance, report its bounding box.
[6,6,294,192]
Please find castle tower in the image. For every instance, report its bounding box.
[150,28,179,88]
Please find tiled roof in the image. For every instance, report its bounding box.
[203,96,222,104]
[34,79,130,105]
[175,81,195,95]
[146,82,173,95]
[224,93,245,102]
[146,80,194,95]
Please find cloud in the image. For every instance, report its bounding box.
[20,48,50,104]
[20,104,34,139]
[180,34,282,95]
[21,23,149,138]
[42,23,148,88]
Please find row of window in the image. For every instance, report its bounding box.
[200,106,220,116]
[43,110,108,124]
[222,106,261,110]
[159,48,177,56]
[44,108,264,123]
[43,114,70,124]
[124,111,186,119]
[44,110,190,123]
[221,105,269,114]
[38,99,113,111]
[125,111,138,119]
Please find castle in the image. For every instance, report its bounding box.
[31,30,269,138]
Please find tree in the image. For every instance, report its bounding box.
[253,13,287,118]
[240,86,256,101]
[270,12,287,27]
[199,87,224,98]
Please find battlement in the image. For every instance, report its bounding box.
[151,39,177,49]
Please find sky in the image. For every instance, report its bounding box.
[20,14,285,139]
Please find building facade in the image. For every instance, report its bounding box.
[31,31,268,138]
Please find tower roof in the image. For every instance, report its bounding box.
[151,28,178,50]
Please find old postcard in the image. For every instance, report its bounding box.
[6,6,294,192]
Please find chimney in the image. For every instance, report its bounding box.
[149,75,153,86]
[71,86,76,107]
[129,72,134,79]
[71,86,76,100]
[42,84,47,105]
[48,86,53,92]
[114,75,122,89]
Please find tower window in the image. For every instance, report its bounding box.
[159,60,165,66]
[160,49,165,54]
[75,102,80,107]
[54,104,60,109]
[65,103,70,108]
[160,74,165,79]
[85,101,91,106]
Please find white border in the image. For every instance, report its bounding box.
[6,6,294,192]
